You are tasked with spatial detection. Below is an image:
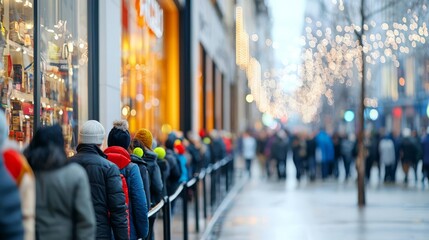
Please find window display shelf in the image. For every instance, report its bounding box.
[8,39,34,58]
[11,89,50,105]
[11,89,32,102]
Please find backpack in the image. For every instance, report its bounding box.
[120,168,131,238]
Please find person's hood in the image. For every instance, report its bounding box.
[143,149,157,162]
[104,146,131,169]
[130,153,147,166]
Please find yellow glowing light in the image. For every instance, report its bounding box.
[246,94,254,103]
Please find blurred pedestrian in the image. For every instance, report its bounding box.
[379,133,396,183]
[241,130,257,177]
[131,147,151,212]
[106,121,149,240]
[270,130,288,180]
[332,132,342,179]
[165,136,182,196]
[315,130,335,179]
[175,143,189,183]
[210,130,227,163]
[154,146,169,196]
[412,130,422,182]
[400,128,418,183]
[340,133,355,180]
[0,111,34,240]
[421,127,429,184]
[365,131,381,182]
[133,128,163,205]
[25,125,95,240]
[0,140,23,240]
[306,132,317,181]
[132,128,163,240]
[69,120,128,240]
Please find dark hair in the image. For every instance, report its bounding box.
[24,143,67,171]
[24,124,67,171]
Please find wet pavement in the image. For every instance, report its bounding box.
[216,160,429,240]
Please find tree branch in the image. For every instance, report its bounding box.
[342,1,362,38]
[365,0,401,19]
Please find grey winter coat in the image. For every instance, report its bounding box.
[35,163,95,240]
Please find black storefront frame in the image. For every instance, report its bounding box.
[32,0,99,136]
[179,0,192,133]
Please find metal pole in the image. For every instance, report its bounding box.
[203,174,208,219]
[182,185,189,240]
[33,0,41,132]
[225,161,229,192]
[194,180,200,232]
[210,169,216,209]
[163,197,171,240]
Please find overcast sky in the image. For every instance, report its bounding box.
[268,0,306,65]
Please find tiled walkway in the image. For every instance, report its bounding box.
[217,160,429,240]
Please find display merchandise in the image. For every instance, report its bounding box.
[0,0,34,144]
[0,0,89,153]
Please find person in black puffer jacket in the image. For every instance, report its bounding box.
[165,136,182,196]
[154,147,170,197]
[132,128,163,240]
[69,120,128,240]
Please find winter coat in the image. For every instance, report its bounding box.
[130,154,151,211]
[187,143,201,173]
[379,138,395,165]
[34,163,95,240]
[69,144,128,240]
[400,137,417,163]
[0,157,23,240]
[270,136,288,161]
[165,149,182,196]
[3,148,35,240]
[157,158,170,196]
[306,138,316,158]
[242,136,257,160]
[315,131,335,162]
[341,139,355,160]
[105,146,149,240]
[177,154,189,183]
[422,135,429,166]
[211,137,227,163]
[142,150,163,206]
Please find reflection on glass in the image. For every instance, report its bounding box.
[39,0,88,156]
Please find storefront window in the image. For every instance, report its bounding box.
[121,0,179,138]
[0,0,34,145]
[39,0,88,155]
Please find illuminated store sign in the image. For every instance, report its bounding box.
[138,0,164,38]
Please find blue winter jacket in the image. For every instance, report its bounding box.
[316,131,335,162]
[0,157,23,240]
[177,154,189,183]
[105,146,149,240]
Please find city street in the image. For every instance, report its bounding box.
[216,161,429,240]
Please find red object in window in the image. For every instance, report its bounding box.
[393,107,402,118]
[22,102,34,115]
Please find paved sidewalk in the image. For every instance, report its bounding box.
[217,161,429,240]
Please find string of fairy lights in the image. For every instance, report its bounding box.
[236,1,429,123]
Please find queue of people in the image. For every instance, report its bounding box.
[238,126,429,185]
[0,111,231,240]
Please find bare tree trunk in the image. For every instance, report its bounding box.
[357,0,366,207]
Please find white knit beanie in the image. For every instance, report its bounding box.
[79,120,105,145]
